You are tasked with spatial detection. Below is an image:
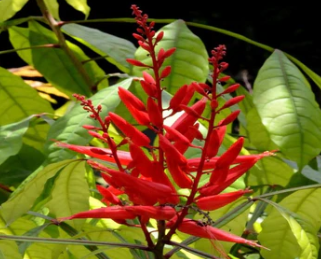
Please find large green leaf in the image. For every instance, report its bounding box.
[253,50,321,169]
[0,239,22,259]
[132,20,209,95]
[248,156,293,187]
[259,188,321,259]
[65,0,90,19]
[44,78,133,163]
[46,160,89,230]
[0,159,74,225]
[28,20,107,96]
[0,212,55,258]
[0,0,28,22]
[0,116,33,165]
[8,26,32,64]
[62,23,136,73]
[0,67,53,126]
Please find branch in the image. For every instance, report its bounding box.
[35,0,93,90]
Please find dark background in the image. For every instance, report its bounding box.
[1,1,320,94]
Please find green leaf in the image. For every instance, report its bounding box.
[0,116,33,165]
[65,0,90,19]
[8,26,32,64]
[44,78,132,163]
[18,223,51,255]
[0,213,55,258]
[0,239,22,259]
[23,118,51,152]
[132,20,209,94]
[43,0,60,20]
[29,20,107,96]
[0,67,53,126]
[253,50,321,169]
[0,159,74,225]
[259,188,321,259]
[248,156,293,187]
[0,0,29,22]
[46,160,89,230]
[62,23,136,73]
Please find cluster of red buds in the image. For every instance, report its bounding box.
[55,5,273,256]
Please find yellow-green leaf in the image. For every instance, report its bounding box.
[253,50,321,169]
[259,188,321,259]
[46,160,89,230]
[0,159,74,225]
[65,0,90,19]
[0,0,29,22]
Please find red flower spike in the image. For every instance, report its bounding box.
[178,219,267,249]
[209,137,244,184]
[217,137,244,169]
[124,206,176,221]
[158,134,187,165]
[200,159,258,196]
[218,96,245,111]
[150,161,180,204]
[160,66,171,79]
[169,84,188,112]
[109,112,150,147]
[96,165,177,205]
[118,87,146,111]
[147,97,163,128]
[196,189,252,210]
[56,142,132,166]
[172,98,207,134]
[218,110,240,126]
[140,80,157,97]
[58,207,136,221]
[133,110,151,126]
[173,124,204,154]
[129,143,153,178]
[206,130,220,158]
[126,59,150,68]
[96,185,122,206]
[220,83,241,95]
[181,84,196,106]
[163,125,190,146]
[166,157,193,188]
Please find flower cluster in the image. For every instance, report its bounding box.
[55,5,272,255]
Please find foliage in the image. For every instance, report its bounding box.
[1,1,321,259]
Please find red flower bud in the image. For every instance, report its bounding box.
[218,110,240,126]
[126,59,150,68]
[218,96,245,111]
[147,97,163,128]
[160,66,171,79]
[177,219,266,249]
[109,112,150,146]
[196,189,252,210]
